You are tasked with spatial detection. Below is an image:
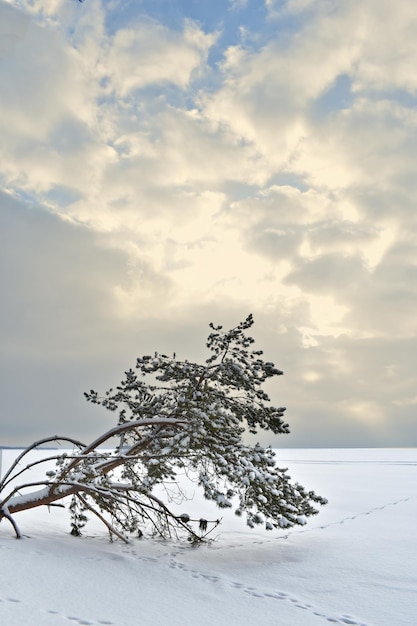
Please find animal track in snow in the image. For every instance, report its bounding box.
[0,596,115,626]
[44,609,115,625]
[214,495,416,550]
[163,553,371,626]
[0,585,368,626]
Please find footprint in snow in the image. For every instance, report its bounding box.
[44,609,114,625]
[326,616,364,625]
[0,596,114,626]
[231,582,244,589]
[158,556,371,626]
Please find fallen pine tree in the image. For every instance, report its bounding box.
[0,316,326,543]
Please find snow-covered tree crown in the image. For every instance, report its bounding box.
[85,314,327,532]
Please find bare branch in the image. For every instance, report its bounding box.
[1,454,77,492]
[0,436,85,489]
[1,510,22,539]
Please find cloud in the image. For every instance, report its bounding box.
[0,2,105,204]
[0,189,181,442]
[0,1,29,58]
[104,19,216,96]
[284,253,369,294]
[200,3,364,168]
[229,0,249,10]
[0,191,132,354]
[351,0,417,93]
[202,0,417,201]
[0,10,93,140]
[342,240,417,339]
[295,98,417,199]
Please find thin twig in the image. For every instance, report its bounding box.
[76,494,129,544]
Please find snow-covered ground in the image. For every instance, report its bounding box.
[1,448,416,626]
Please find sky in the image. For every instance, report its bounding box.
[1,0,417,448]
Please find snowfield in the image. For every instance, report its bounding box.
[0,448,416,626]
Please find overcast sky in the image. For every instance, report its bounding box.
[1,0,416,448]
